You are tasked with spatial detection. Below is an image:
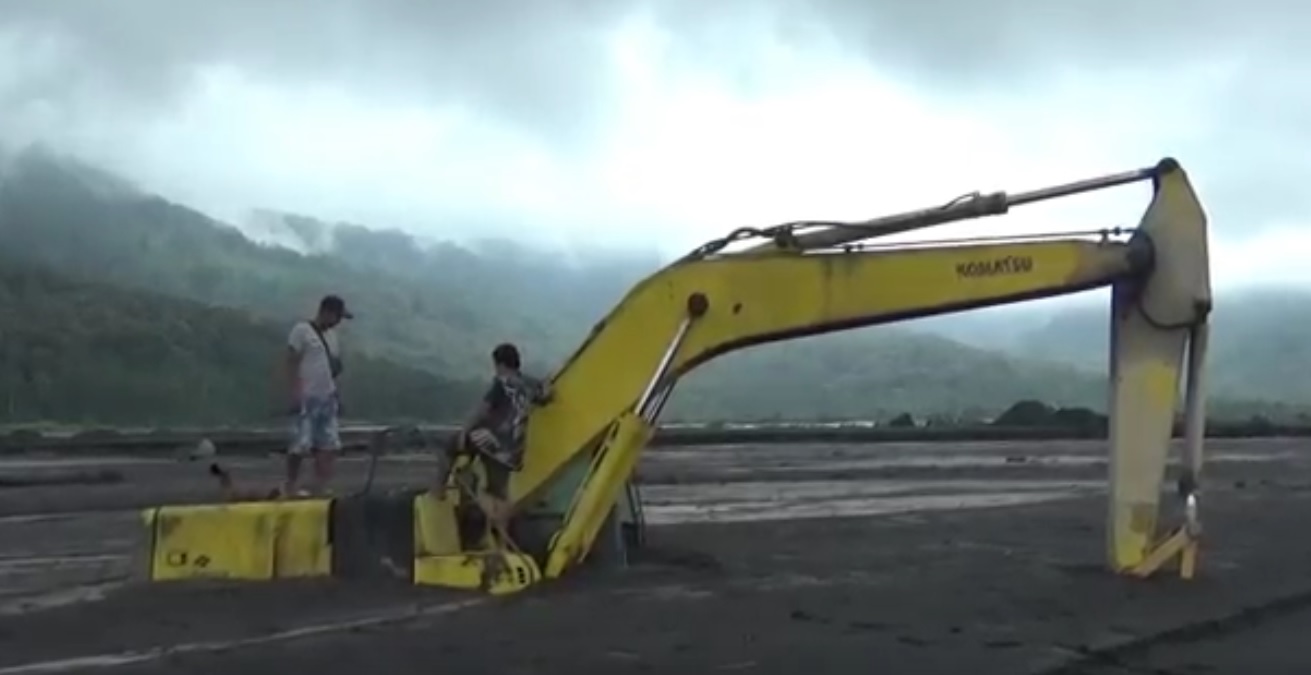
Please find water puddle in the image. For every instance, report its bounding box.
[0,554,127,571]
[637,478,1096,525]
[645,491,1075,525]
[0,580,125,617]
[648,452,1290,473]
[643,477,1097,501]
[0,458,171,470]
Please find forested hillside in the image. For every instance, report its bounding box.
[0,148,573,379]
[0,143,1307,426]
[0,258,479,425]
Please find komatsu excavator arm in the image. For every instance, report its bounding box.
[140,159,1210,596]
[501,158,1211,586]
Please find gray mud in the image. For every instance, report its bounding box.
[0,438,1309,674]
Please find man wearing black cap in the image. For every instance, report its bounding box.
[283,295,352,497]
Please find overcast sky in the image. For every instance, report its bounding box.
[1,0,1307,288]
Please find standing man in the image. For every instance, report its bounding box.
[283,294,351,497]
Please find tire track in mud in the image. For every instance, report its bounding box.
[0,510,141,606]
[0,597,490,675]
[1034,586,1311,674]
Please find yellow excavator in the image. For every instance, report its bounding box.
[140,158,1212,596]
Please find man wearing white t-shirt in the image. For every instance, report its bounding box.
[283,294,352,497]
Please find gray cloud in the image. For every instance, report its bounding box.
[0,0,1306,239]
[646,0,1297,88]
[796,0,1296,86]
[645,0,1310,234]
[830,0,1309,235]
[0,0,631,146]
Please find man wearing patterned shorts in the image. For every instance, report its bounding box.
[283,295,351,497]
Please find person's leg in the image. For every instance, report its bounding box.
[284,402,314,496]
[481,460,512,541]
[283,454,303,495]
[429,434,465,500]
[464,429,518,535]
[308,395,342,497]
[310,450,334,496]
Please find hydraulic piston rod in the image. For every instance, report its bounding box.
[748,161,1169,253]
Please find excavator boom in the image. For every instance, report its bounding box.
[513,235,1144,503]
[520,158,1210,581]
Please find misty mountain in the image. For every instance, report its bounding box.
[0,144,1305,424]
[0,145,592,379]
[248,209,658,348]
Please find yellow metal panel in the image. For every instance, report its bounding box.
[414,494,462,557]
[150,502,277,581]
[1180,540,1198,580]
[1127,528,1193,579]
[147,500,331,582]
[414,554,486,591]
[414,552,541,595]
[272,499,332,577]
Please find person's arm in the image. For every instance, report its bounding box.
[326,329,344,380]
[324,329,345,415]
[284,323,308,407]
[531,376,554,406]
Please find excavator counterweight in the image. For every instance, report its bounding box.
[139,159,1212,595]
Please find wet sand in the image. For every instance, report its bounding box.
[1,438,1310,674]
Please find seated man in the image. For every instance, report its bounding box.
[431,343,552,535]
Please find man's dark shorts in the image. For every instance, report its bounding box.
[481,458,511,500]
[461,427,517,500]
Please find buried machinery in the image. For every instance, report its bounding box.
[140,158,1213,595]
